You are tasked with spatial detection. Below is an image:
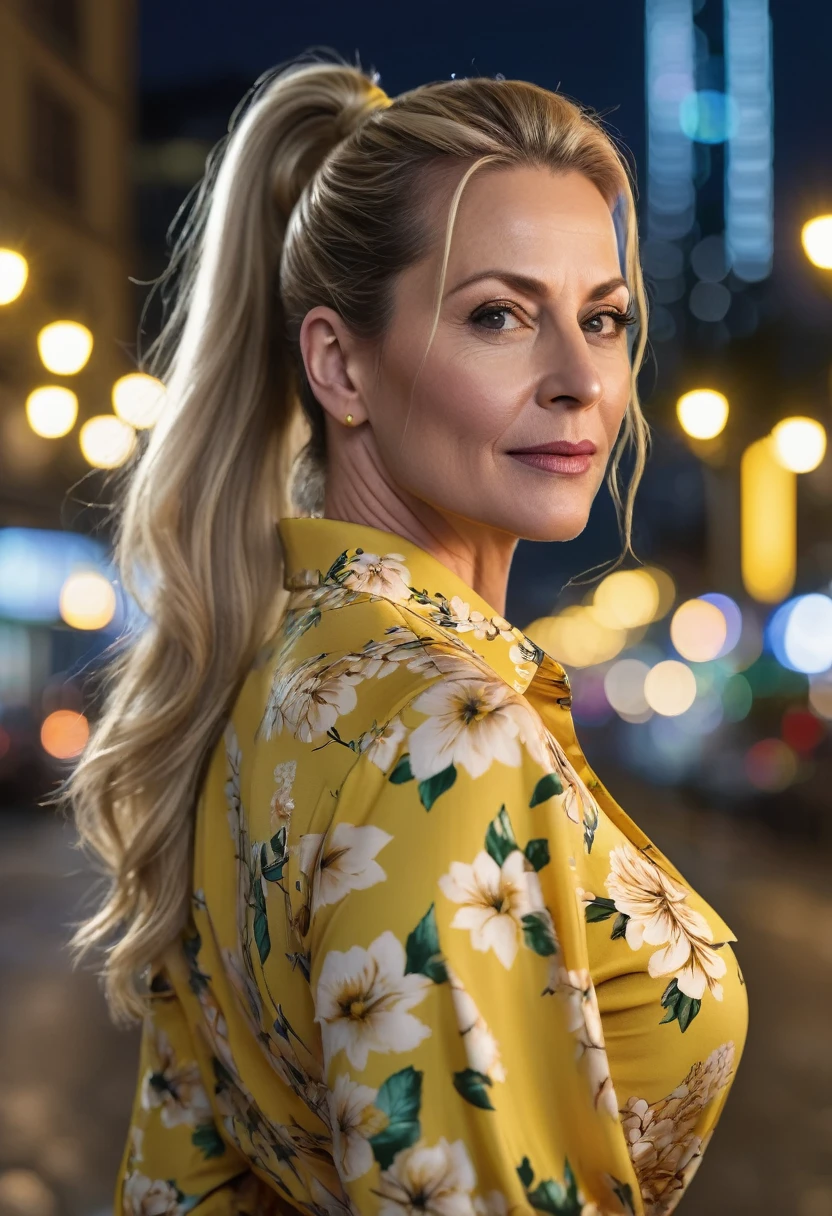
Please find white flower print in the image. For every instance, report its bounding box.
[140,1025,212,1128]
[622,1043,736,1216]
[606,846,727,1001]
[408,670,545,781]
[270,759,296,832]
[342,550,413,601]
[260,653,365,743]
[474,1192,509,1216]
[328,1072,386,1182]
[298,823,393,912]
[123,1173,184,1216]
[128,1124,144,1165]
[315,931,432,1071]
[444,596,516,644]
[439,849,545,970]
[360,714,409,772]
[377,1137,477,1216]
[548,967,618,1120]
[509,639,538,692]
[446,965,505,1082]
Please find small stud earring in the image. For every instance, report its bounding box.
[345,413,354,425]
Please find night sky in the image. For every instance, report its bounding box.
[139,0,832,205]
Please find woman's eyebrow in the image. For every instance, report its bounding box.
[445,269,629,303]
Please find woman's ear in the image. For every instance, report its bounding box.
[299,306,367,426]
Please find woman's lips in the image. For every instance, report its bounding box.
[509,451,593,475]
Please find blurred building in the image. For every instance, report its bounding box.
[0,0,136,529]
[0,0,137,807]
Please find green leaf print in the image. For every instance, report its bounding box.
[418,763,457,811]
[191,1122,226,1159]
[261,833,287,883]
[252,878,271,964]
[517,1157,535,1189]
[610,912,630,940]
[368,1066,423,1170]
[524,838,550,871]
[516,1156,582,1215]
[611,1177,636,1215]
[485,805,519,865]
[388,754,414,783]
[521,911,558,957]
[582,800,600,854]
[405,904,448,983]
[659,977,702,1032]
[584,897,617,923]
[453,1068,495,1110]
[529,771,563,806]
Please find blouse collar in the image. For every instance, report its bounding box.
[277,515,572,708]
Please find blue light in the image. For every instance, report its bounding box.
[0,527,119,627]
[699,593,743,656]
[679,90,739,143]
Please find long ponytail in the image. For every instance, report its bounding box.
[54,56,389,1023]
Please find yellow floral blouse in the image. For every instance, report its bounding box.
[115,515,748,1216]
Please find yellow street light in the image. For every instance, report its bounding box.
[79,415,136,468]
[0,249,28,304]
[741,436,796,602]
[59,570,117,630]
[676,388,729,440]
[37,320,93,375]
[801,215,832,269]
[112,372,166,428]
[25,386,79,438]
[771,416,827,473]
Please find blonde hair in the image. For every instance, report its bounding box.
[52,52,650,1023]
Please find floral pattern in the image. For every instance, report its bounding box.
[115,517,747,1216]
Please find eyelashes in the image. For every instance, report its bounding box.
[469,301,637,336]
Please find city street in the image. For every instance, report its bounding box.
[1,784,832,1216]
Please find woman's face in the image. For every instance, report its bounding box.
[305,164,634,546]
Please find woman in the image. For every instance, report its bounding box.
[62,55,747,1216]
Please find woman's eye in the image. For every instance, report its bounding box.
[584,310,631,337]
[471,304,524,332]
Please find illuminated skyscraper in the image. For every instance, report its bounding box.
[643,0,773,349]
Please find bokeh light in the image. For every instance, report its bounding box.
[809,671,832,719]
[79,415,136,469]
[25,386,78,439]
[592,569,660,629]
[722,673,753,721]
[112,372,167,428]
[745,738,798,792]
[569,668,614,728]
[604,659,651,720]
[771,417,827,473]
[670,598,728,662]
[732,606,763,671]
[40,710,89,760]
[783,594,832,673]
[642,566,676,620]
[741,436,796,603]
[0,249,29,304]
[676,388,729,440]
[526,608,627,669]
[801,215,832,269]
[37,321,93,375]
[679,89,739,143]
[699,593,743,656]
[644,660,697,716]
[59,571,117,630]
[781,707,825,754]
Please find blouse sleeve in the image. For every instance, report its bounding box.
[114,970,280,1215]
[304,687,643,1216]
